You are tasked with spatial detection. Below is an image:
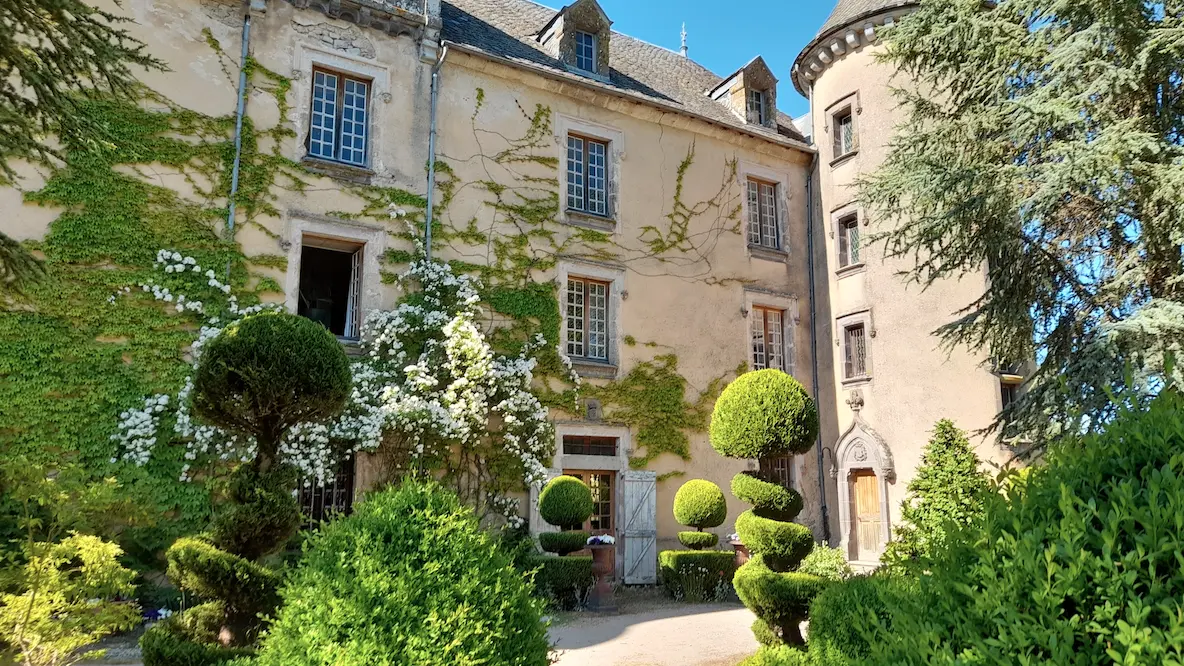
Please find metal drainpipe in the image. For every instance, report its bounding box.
[424,44,449,262]
[226,14,251,239]
[805,79,831,544]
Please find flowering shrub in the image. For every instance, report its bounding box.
[658,551,735,603]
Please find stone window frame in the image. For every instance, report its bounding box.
[738,161,791,263]
[292,44,392,179]
[830,203,866,277]
[555,115,625,232]
[833,418,894,563]
[744,287,799,379]
[836,308,873,386]
[824,91,861,167]
[283,210,387,346]
[558,259,625,379]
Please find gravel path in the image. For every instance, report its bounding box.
[549,604,758,666]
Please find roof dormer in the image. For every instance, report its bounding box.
[536,0,612,82]
[709,57,779,129]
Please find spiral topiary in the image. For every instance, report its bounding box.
[673,479,727,550]
[142,313,352,662]
[538,476,594,556]
[710,369,822,646]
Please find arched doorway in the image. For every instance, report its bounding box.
[834,417,894,563]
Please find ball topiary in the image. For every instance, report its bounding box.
[252,481,550,666]
[539,531,590,556]
[538,475,594,530]
[678,531,719,550]
[673,479,728,531]
[193,311,351,468]
[710,369,818,461]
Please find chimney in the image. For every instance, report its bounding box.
[680,22,688,57]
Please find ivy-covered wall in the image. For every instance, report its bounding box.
[0,0,820,552]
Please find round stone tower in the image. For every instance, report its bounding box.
[792,1,1011,565]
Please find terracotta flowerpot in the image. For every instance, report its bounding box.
[730,540,750,569]
[587,544,617,612]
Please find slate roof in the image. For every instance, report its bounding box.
[439,0,809,146]
[817,0,915,38]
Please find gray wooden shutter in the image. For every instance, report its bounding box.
[529,468,563,537]
[621,470,657,585]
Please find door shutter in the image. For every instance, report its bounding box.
[529,468,563,537]
[345,247,363,339]
[621,470,657,585]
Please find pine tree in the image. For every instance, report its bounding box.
[882,420,990,566]
[0,0,162,291]
[861,0,1184,449]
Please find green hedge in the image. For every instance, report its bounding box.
[806,574,910,665]
[658,550,735,602]
[140,616,254,666]
[538,530,589,556]
[525,554,594,610]
[538,476,593,529]
[738,646,812,666]
[673,479,727,529]
[710,370,818,460]
[732,473,803,521]
[677,531,719,550]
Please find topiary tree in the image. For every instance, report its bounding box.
[711,369,821,646]
[882,419,991,567]
[252,481,551,666]
[143,312,351,662]
[537,475,594,556]
[673,479,727,550]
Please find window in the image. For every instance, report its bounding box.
[566,277,610,361]
[833,107,855,159]
[566,135,609,216]
[563,435,618,457]
[843,323,868,379]
[760,454,795,490]
[298,237,363,340]
[751,306,786,372]
[298,455,355,528]
[575,31,598,73]
[566,470,614,532]
[308,68,370,166]
[1001,381,1019,410]
[838,216,861,267]
[748,89,767,125]
[747,178,780,250]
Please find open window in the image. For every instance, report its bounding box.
[297,235,364,340]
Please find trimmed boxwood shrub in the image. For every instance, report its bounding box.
[252,481,550,666]
[677,531,719,550]
[538,530,589,556]
[806,574,911,665]
[658,550,735,602]
[732,473,803,522]
[673,479,727,530]
[525,554,594,610]
[734,510,815,568]
[538,476,594,530]
[733,555,826,640]
[141,617,254,666]
[738,646,812,666]
[710,370,818,460]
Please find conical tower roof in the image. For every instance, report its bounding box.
[817,0,914,38]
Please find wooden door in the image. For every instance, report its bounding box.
[850,470,882,560]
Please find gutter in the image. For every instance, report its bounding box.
[226,14,252,238]
[442,42,817,156]
[424,43,449,262]
[805,79,830,544]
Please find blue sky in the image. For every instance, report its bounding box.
[593,0,837,117]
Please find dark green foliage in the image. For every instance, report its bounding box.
[860,392,1184,665]
[673,479,727,529]
[658,550,734,602]
[738,646,812,666]
[538,530,589,556]
[537,475,593,529]
[710,370,818,460]
[805,574,911,666]
[193,312,351,463]
[164,538,280,640]
[732,473,803,521]
[734,511,814,569]
[525,554,594,610]
[208,465,300,561]
[733,554,825,645]
[140,615,254,666]
[882,419,990,567]
[253,482,550,666]
[0,232,46,294]
[677,531,719,550]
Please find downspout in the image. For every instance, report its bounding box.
[226,14,252,240]
[805,79,831,544]
[424,43,449,262]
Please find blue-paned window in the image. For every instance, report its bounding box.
[308,68,369,166]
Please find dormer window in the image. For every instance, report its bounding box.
[747,89,767,126]
[575,31,598,73]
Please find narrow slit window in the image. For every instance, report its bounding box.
[747,178,780,249]
[838,216,861,267]
[751,306,785,372]
[307,68,370,166]
[844,323,868,379]
[833,107,855,158]
[566,135,609,217]
[566,277,610,361]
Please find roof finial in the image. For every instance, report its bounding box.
[680,22,688,57]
